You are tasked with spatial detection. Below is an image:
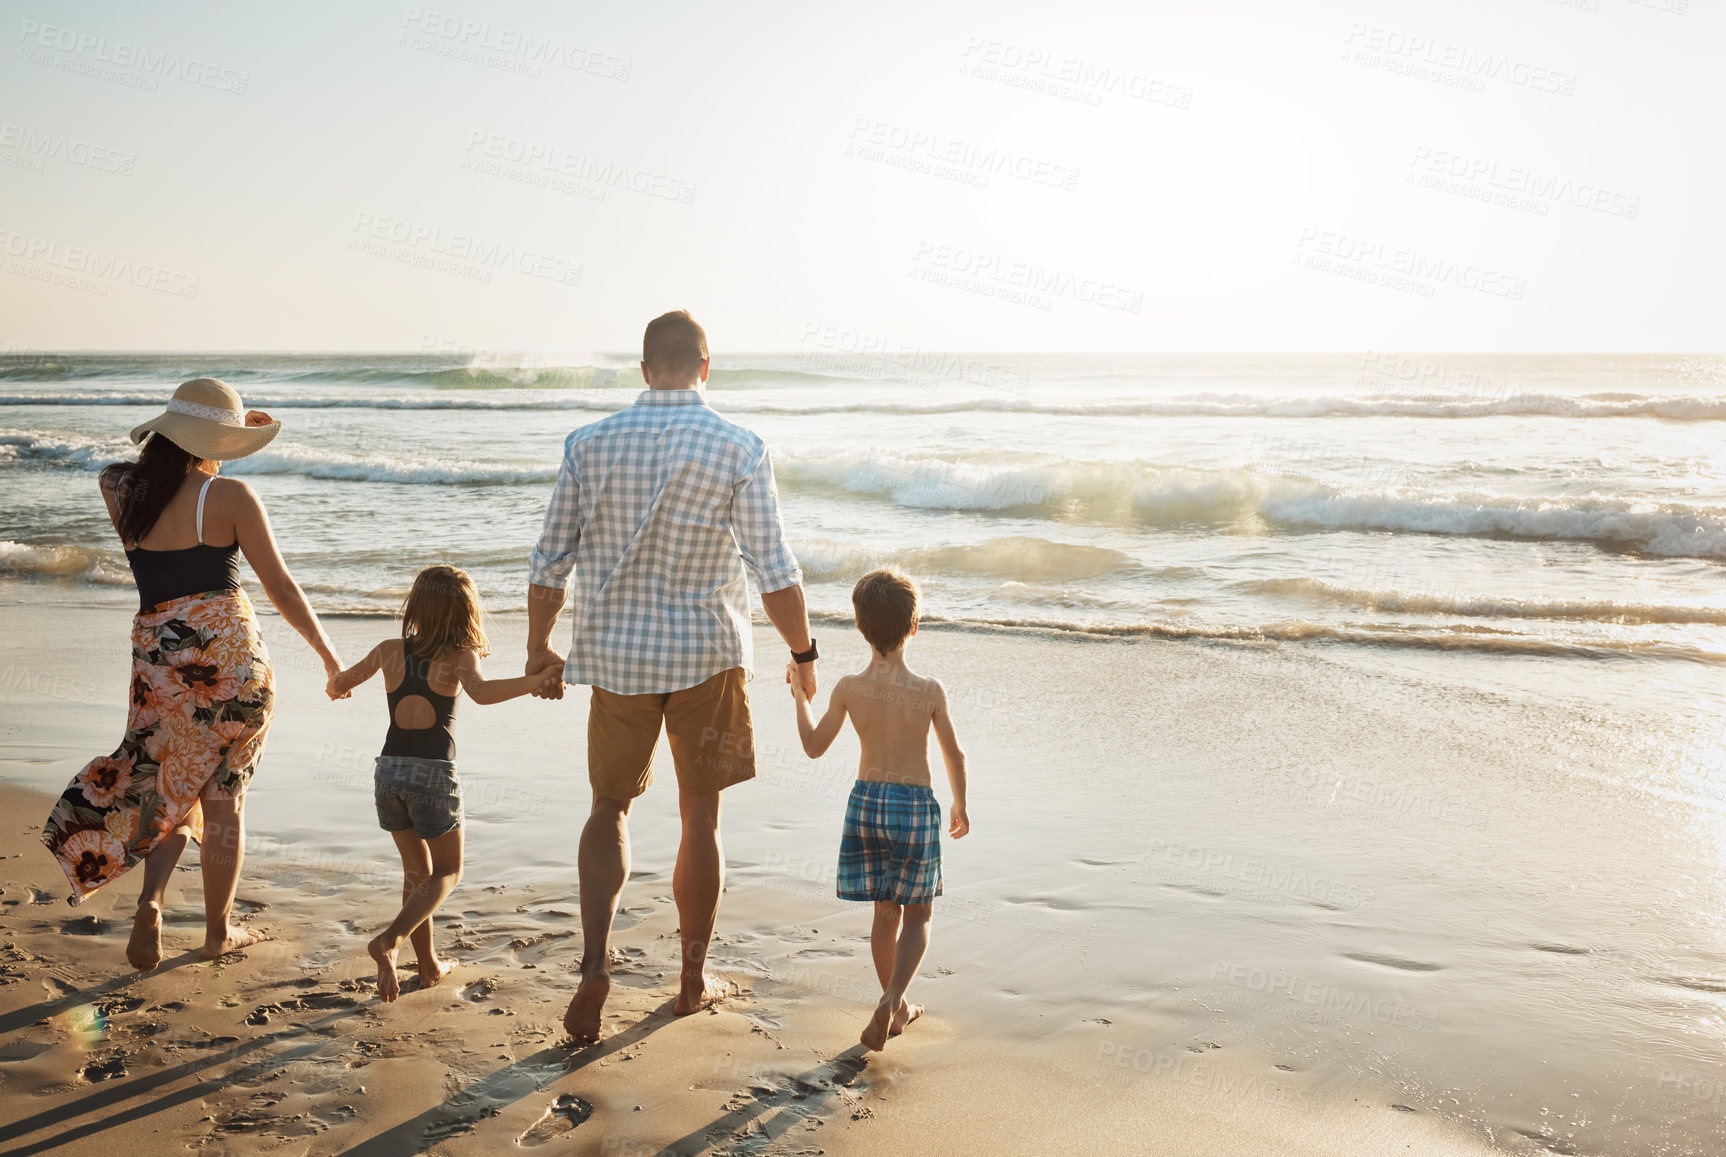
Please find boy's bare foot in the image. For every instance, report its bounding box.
[889,1001,923,1037]
[415,956,454,990]
[200,925,264,960]
[861,998,899,1052]
[564,972,610,1042]
[369,936,401,1002]
[674,973,733,1016]
[127,901,163,971]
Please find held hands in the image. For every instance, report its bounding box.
[785,659,817,703]
[948,803,970,839]
[527,648,565,700]
[323,654,350,701]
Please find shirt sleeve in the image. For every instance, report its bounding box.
[528,441,582,590]
[732,448,803,593]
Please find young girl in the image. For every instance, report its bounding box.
[328,565,561,1001]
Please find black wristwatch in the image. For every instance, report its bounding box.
[791,637,818,664]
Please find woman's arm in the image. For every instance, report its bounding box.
[453,649,562,705]
[791,667,848,757]
[229,479,343,677]
[328,641,386,701]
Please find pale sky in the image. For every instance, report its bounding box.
[1,0,1718,352]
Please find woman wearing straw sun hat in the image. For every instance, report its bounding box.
[40,377,345,970]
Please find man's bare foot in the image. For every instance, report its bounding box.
[200,925,264,960]
[861,998,900,1052]
[369,936,401,1002]
[564,972,610,1042]
[889,1001,923,1037]
[128,901,163,971]
[415,956,454,990]
[674,973,733,1016]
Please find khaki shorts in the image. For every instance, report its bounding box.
[587,667,756,800]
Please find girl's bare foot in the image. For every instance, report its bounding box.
[415,956,454,990]
[200,925,264,960]
[128,901,164,971]
[369,936,401,1002]
[889,1001,923,1037]
[674,973,734,1016]
[564,972,610,1042]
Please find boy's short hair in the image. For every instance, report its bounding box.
[642,310,708,377]
[852,569,919,655]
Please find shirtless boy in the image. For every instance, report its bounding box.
[789,569,970,1051]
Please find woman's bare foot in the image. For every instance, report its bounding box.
[128,901,163,971]
[889,1001,923,1037]
[200,925,264,960]
[564,972,610,1043]
[369,936,401,1002]
[674,973,734,1016]
[415,955,454,991]
[861,998,902,1052]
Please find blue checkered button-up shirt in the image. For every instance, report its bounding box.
[528,388,803,695]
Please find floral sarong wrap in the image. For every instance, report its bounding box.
[42,588,273,905]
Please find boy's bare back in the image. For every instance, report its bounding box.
[828,660,954,788]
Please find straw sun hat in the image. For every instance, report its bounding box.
[128,378,280,460]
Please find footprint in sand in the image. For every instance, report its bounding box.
[456,977,499,1002]
[517,1094,595,1145]
[80,1052,128,1081]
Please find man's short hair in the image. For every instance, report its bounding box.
[852,569,919,655]
[642,310,708,377]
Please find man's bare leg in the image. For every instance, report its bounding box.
[128,822,192,970]
[862,903,931,1051]
[370,828,462,1001]
[199,795,262,959]
[565,793,631,1041]
[672,788,730,1015]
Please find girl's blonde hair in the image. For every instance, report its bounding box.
[400,565,490,659]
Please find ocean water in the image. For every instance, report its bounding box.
[5,352,1726,1155]
[3,351,1724,691]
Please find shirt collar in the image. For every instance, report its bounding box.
[635,388,709,407]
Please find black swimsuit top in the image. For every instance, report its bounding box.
[124,478,242,610]
[382,647,459,761]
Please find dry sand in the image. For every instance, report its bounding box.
[0,585,1512,1154]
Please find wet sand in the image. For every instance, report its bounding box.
[1,579,1713,1154]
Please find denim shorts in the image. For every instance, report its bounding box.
[374,756,462,839]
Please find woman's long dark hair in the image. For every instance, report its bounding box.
[100,434,204,548]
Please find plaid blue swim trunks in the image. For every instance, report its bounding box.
[837,780,942,905]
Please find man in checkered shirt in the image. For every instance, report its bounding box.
[525,310,818,1042]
